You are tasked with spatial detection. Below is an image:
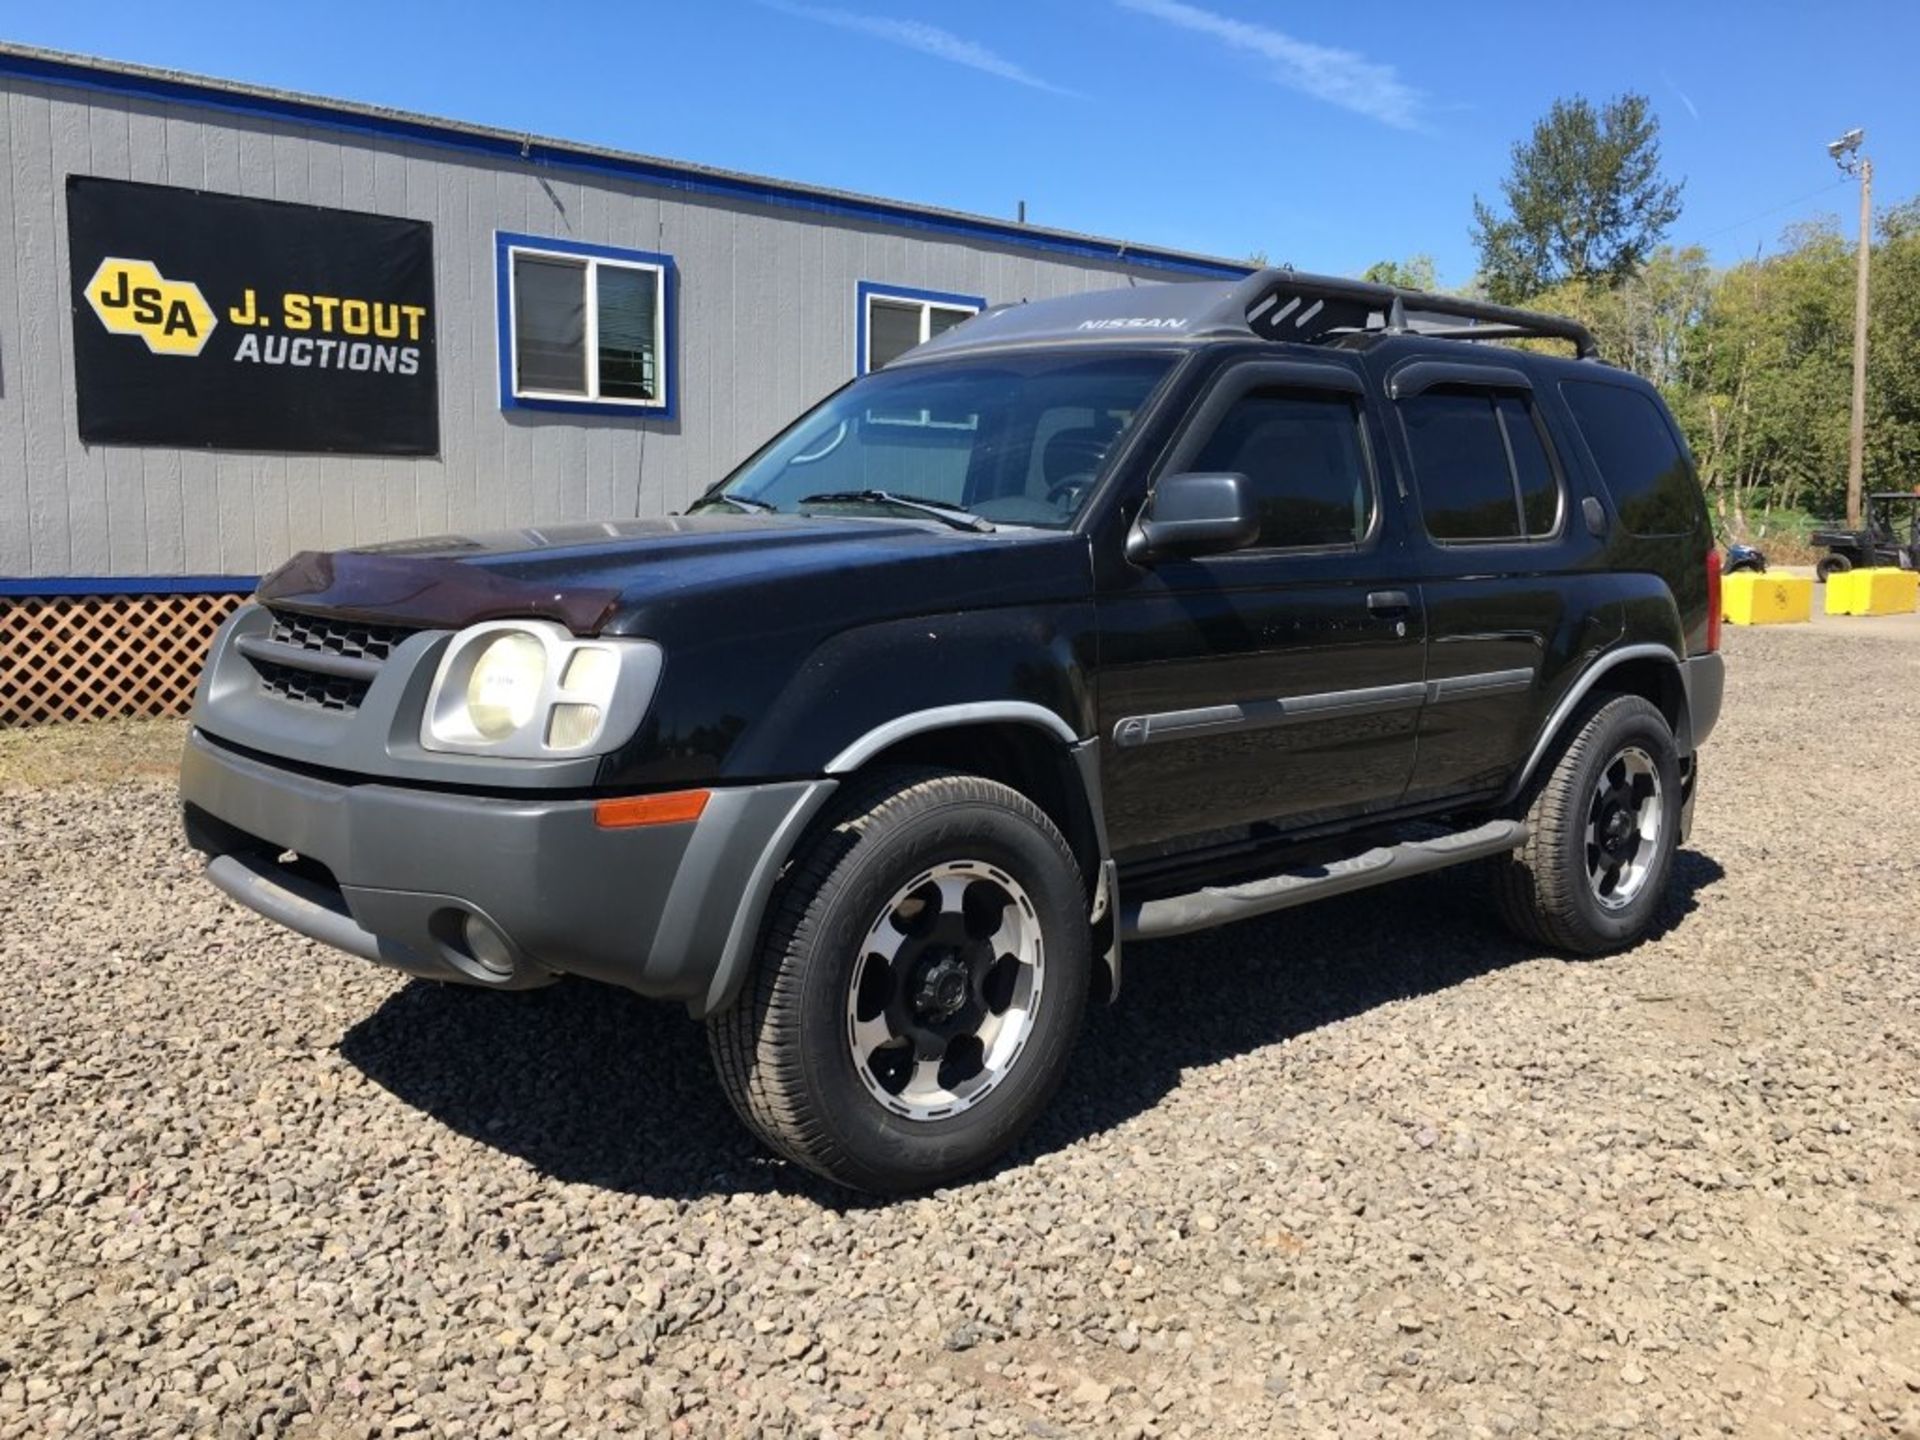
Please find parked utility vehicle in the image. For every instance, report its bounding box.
[183,270,1725,1193]
[1812,491,1920,580]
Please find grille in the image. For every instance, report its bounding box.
[252,658,373,712]
[267,610,416,664]
[253,608,420,712]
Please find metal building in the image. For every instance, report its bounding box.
[0,43,1245,723]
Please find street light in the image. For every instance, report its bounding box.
[1829,128,1871,529]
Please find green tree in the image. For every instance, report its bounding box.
[1360,255,1439,292]
[1472,94,1684,305]
[1680,221,1853,523]
[1522,246,1710,388]
[1867,200,1920,493]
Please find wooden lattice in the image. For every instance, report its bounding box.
[1,593,249,726]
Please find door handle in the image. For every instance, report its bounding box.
[1367,590,1411,616]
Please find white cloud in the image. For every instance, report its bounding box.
[1117,0,1424,129]
[758,2,1077,96]
[1662,72,1701,122]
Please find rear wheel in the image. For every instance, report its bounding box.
[1816,553,1854,582]
[1491,695,1681,954]
[708,769,1090,1193]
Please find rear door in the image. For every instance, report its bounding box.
[1385,358,1600,804]
[1095,358,1427,860]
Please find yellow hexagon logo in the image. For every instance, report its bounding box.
[83,257,217,357]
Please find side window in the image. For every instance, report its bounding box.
[1401,389,1562,542]
[1560,380,1701,537]
[1500,395,1562,534]
[1189,389,1374,549]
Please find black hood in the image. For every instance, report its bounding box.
[257,513,1090,636]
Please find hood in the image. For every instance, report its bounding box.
[256,513,1088,635]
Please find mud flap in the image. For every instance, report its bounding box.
[1091,857,1120,1004]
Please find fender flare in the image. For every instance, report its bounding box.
[1500,643,1689,806]
[823,701,1082,773]
[696,702,1102,1018]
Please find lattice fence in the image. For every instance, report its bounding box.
[1,592,249,726]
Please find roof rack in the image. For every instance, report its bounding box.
[1220,268,1600,359]
[894,265,1602,367]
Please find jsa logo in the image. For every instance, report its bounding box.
[84,257,217,356]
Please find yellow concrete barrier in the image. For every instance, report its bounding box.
[1825,567,1920,617]
[1723,571,1812,625]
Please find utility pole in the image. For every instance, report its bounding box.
[1829,129,1871,528]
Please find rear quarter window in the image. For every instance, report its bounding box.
[1560,380,1703,537]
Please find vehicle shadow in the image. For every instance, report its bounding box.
[336,848,1725,1203]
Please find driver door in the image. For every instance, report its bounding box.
[1095,360,1427,860]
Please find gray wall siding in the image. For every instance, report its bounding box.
[0,78,1181,581]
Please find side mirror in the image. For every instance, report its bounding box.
[1127,472,1261,563]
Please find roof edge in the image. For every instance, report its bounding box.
[0,41,1253,280]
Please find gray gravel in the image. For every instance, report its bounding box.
[4,622,1919,1439]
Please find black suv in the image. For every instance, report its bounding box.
[182,270,1725,1193]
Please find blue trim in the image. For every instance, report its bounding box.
[496,230,678,421]
[0,574,258,597]
[856,281,987,375]
[0,48,1250,282]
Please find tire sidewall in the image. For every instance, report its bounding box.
[1555,701,1682,947]
[789,793,1090,1191]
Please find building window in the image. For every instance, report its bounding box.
[858,282,984,373]
[496,231,675,418]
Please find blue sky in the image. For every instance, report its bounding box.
[5,0,1915,285]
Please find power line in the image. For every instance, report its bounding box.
[1688,177,1852,246]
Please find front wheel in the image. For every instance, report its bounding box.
[708,769,1090,1193]
[1490,694,1682,954]
[1816,553,1853,582]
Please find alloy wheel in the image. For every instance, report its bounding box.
[845,860,1045,1121]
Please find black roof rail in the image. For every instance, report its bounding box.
[1217,268,1601,359]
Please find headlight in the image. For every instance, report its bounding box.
[466,633,546,739]
[420,620,662,758]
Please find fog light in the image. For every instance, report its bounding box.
[462,914,515,977]
[546,701,603,750]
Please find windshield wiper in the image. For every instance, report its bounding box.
[689,491,777,515]
[798,489,995,533]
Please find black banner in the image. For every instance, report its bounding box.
[66,176,438,455]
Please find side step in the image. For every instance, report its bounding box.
[1119,819,1528,942]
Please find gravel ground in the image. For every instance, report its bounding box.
[3,623,1918,1440]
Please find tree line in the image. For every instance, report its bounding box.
[1371,95,1918,536]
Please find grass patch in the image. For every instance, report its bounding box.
[0,716,188,790]
[1720,507,1827,566]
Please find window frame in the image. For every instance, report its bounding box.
[1156,359,1384,557]
[1395,382,1567,547]
[856,281,985,375]
[495,230,677,419]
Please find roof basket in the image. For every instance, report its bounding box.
[1215,268,1601,360]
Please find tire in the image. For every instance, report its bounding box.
[708,768,1090,1194]
[1490,694,1682,955]
[1816,553,1853,582]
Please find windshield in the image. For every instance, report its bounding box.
[692,352,1177,528]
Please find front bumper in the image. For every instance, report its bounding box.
[180,728,835,1015]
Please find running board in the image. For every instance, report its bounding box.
[1120,819,1528,941]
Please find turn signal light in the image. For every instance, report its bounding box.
[594,789,711,829]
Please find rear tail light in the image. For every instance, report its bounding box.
[1705,546,1723,653]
